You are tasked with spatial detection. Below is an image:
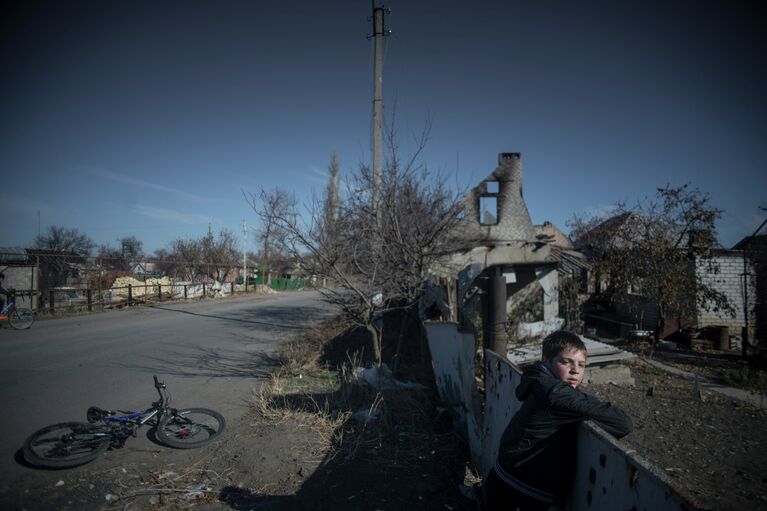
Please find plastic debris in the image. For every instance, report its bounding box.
[351,364,427,391]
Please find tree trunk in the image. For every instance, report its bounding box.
[392,307,411,374]
[368,323,382,368]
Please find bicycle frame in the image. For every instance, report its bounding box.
[90,376,172,432]
[24,375,225,468]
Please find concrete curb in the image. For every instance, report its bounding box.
[638,357,767,410]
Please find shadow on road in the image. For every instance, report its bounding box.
[113,344,282,379]
[148,305,315,330]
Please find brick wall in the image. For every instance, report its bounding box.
[696,251,755,334]
[461,153,537,242]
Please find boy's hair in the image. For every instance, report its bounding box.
[542,331,586,361]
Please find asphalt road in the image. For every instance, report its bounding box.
[0,290,333,482]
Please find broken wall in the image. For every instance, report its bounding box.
[424,322,705,511]
[460,153,537,243]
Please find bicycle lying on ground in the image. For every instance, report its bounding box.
[0,295,35,330]
[23,376,225,468]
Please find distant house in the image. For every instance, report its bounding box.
[280,264,304,280]
[732,234,766,343]
[573,213,752,340]
[130,261,160,279]
[25,248,89,288]
[694,247,754,337]
[0,247,38,310]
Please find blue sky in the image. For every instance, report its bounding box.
[2,0,765,254]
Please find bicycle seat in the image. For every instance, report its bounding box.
[86,406,114,423]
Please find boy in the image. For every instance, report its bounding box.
[484,331,632,511]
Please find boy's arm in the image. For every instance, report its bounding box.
[547,383,633,438]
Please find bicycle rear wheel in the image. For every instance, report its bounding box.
[23,422,110,468]
[9,308,34,330]
[157,408,225,449]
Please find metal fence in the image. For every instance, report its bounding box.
[0,251,305,316]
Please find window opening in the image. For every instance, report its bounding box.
[480,196,498,225]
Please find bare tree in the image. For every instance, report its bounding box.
[120,236,144,261]
[97,244,130,273]
[167,237,204,281]
[246,138,464,370]
[33,225,95,290]
[570,183,734,335]
[152,248,174,277]
[162,229,239,283]
[323,150,341,233]
[97,236,144,273]
[243,188,295,286]
[202,228,240,282]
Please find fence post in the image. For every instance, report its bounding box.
[36,255,41,312]
[184,285,188,300]
[49,290,55,314]
[231,281,234,294]
[128,284,132,306]
[202,282,206,299]
[158,284,162,302]
[98,257,104,311]
[87,289,92,312]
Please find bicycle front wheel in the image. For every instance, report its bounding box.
[23,422,110,468]
[9,308,34,330]
[157,408,225,449]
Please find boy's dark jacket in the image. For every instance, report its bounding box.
[497,361,632,501]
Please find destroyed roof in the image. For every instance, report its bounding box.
[458,153,538,243]
[534,221,573,249]
[547,246,591,274]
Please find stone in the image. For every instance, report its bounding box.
[585,364,635,387]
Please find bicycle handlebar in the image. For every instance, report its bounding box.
[153,375,167,403]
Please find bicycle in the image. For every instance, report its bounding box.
[23,376,225,468]
[0,293,35,330]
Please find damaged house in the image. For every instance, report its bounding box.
[435,152,575,354]
[573,211,754,346]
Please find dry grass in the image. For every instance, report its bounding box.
[254,316,445,468]
[274,316,349,374]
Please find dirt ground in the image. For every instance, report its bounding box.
[3,320,476,511]
[584,345,767,511]
[6,326,767,511]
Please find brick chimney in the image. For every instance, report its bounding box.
[494,153,536,241]
[462,153,537,243]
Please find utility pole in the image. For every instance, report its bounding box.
[369,1,390,220]
[242,220,248,291]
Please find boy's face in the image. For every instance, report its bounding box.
[544,348,587,388]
